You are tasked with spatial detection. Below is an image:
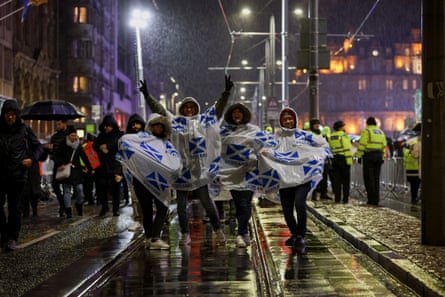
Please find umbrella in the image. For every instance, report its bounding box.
[21,100,85,121]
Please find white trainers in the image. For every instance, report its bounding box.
[149,238,170,250]
[243,233,251,246]
[215,229,226,245]
[179,233,191,246]
[236,235,247,248]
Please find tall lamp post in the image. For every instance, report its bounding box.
[130,9,150,121]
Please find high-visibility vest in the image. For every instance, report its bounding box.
[357,125,387,158]
[403,140,419,171]
[328,131,353,165]
[83,141,100,169]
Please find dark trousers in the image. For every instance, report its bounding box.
[82,171,96,204]
[279,182,311,238]
[176,185,221,233]
[363,151,383,205]
[96,174,121,213]
[133,179,168,239]
[231,190,253,236]
[406,174,421,202]
[331,155,351,202]
[0,178,25,242]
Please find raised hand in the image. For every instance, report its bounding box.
[225,74,234,92]
[139,80,149,97]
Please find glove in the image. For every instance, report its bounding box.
[139,80,149,97]
[225,74,234,92]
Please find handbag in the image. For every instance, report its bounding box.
[55,150,75,181]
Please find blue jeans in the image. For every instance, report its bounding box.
[279,182,311,238]
[177,185,221,233]
[63,183,84,207]
[231,190,253,236]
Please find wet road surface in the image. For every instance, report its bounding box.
[77,200,417,297]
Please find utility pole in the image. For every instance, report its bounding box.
[308,0,319,120]
[421,0,445,245]
[281,0,289,107]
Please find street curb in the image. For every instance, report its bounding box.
[308,204,445,297]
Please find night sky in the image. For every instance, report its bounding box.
[137,0,421,106]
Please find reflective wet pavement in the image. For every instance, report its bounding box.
[3,189,445,297]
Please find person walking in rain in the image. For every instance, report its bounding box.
[123,113,146,229]
[93,114,124,216]
[328,121,353,203]
[53,126,93,218]
[218,103,271,248]
[357,117,387,206]
[259,107,330,251]
[49,120,71,217]
[118,113,181,249]
[139,75,233,246]
[0,99,44,251]
[403,122,421,204]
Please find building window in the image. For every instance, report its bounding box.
[402,79,408,90]
[73,76,88,93]
[74,7,88,24]
[358,79,366,91]
[412,80,417,90]
[386,79,393,90]
[384,96,393,109]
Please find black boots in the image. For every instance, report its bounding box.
[75,203,83,216]
[65,207,72,219]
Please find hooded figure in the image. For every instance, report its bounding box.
[0,99,44,251]
[139,75,233,246]
[218,103,275,190]
[259,107,330,191]
[126,113,146,134]
[258,107,331,249]
[93,114,124,216]
[118,113,181,206]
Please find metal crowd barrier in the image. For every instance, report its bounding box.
[350,157,410,201]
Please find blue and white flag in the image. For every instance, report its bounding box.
[118,132,182,207]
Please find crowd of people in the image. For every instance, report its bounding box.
[0,75,421,253]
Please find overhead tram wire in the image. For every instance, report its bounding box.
[334,0,381,55]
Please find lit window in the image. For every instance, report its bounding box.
[412,80,417,89]
[386,79,393,90]
[358,79,366,90]
[402,79,408,90]
[73,76,88,93]
[74,7,88,23]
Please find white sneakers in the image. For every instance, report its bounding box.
[147,238,170,250]
[236,235,247,248]
[236,233,251,248]
[179,233,191,246]
[215,229,226,245]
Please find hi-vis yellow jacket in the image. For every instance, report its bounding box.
[357,125,387,159]
[328,130,353,165]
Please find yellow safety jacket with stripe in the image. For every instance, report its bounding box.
[403,140,419,171]
[357,125,387,159]
[328,130,353,165]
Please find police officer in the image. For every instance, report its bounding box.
[357,117,387,206]
[310,118,332,200]
[403,122,421,204]
[328,121,353,203]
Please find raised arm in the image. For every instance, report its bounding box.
[139,80,167,116]
[215,74,234,119]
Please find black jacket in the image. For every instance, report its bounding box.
[54,139,92,185]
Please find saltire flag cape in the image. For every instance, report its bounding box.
[215,124,278,198]
[117,132,182,207]
[257,130,332,201]
[167,105,221,190]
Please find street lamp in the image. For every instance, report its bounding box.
[129,9,150,121]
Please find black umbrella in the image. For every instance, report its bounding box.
[21,100,85,121]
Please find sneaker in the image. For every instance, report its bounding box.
[236,235,246,248]
[285,235,296,246]
[243,233,251,246]
[5,240,16,251]
[215,229,226,245]
[179,233,191,246]
[149,238,170,250]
